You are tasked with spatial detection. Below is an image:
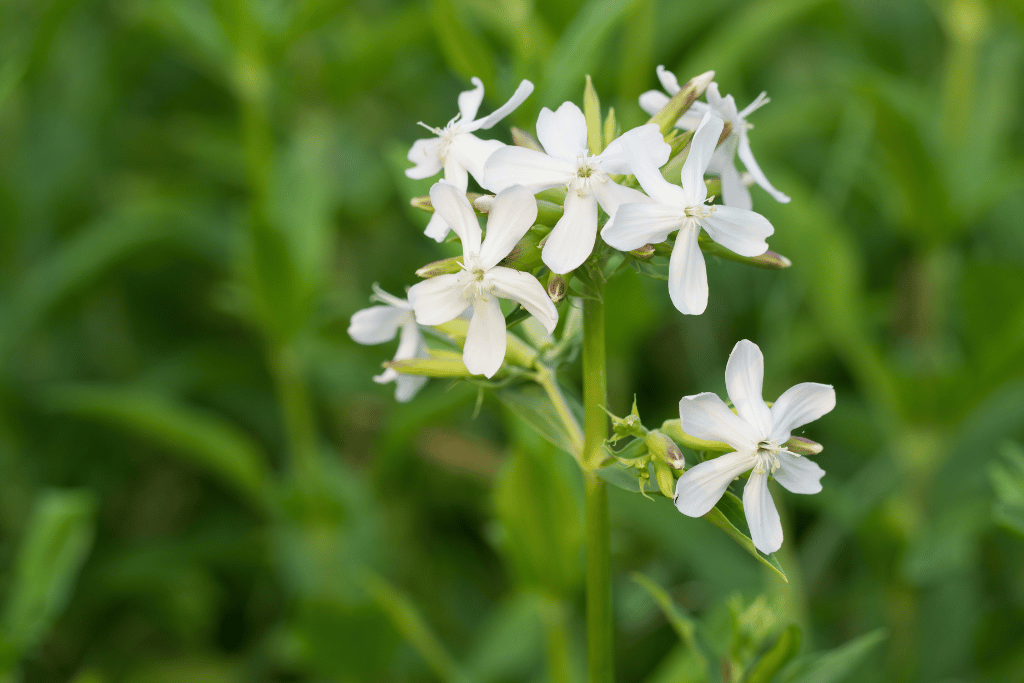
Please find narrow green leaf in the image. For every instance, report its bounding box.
[496,387,578,456]
[745,624,802,683]
[778,629,886,683]
[1,490,96,663]
[595,461,648,494]
[45,386,270,508]
[703,502,788,582]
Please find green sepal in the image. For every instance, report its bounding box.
[416,256,462,278]
[511,126,544,152]
[648,70,715,136]
[584,74,603,154]
[385,357,474,378]
[603,107,617,149]
[661,418,734,453]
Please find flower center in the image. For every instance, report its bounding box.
[684,202,717,219]
[753,439,782,475]
[418,114,463,162]
[458,256,493,301]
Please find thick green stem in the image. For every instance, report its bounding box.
[583,281,613,683]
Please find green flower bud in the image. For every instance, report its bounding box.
[645,430,685,470]
[385,357,474,378]
[784,436,823,455]
[584,75,603,154]
[648,70,715,136]
[603,107,617,149]
[416,256,463,278]
[410,195,433,212]
[652,457,677,498]
[535,199,564,226]
[697,234,792,270]
[629,244,655,261]
[546,273,567,304]
[660,418,733,453]
[511,127,544,152]
[499,230,543,270]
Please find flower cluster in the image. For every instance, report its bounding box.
[349,68,834,557]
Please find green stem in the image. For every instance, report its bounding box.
[583,280,613,683]
[538,596,575,683]
[535,365,585,459]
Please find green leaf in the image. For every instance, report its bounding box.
[703,493,788,582]
[745,624,802,683]
[496,387,579,456]
[595,460,648,494]
[0,490,96,664]
[631,573,723,683]
[493,446,583,596]
[44,386,270,509]
[778,629,885,683]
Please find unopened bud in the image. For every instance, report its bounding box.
[646,430,685,470]
[629,244,655,261]
[652,457,676,498]
[511,127,544,152]
[410,195,433,212]
[784,436,823,455]
[649,69,715,136]
[603,107,617,149]
[536,199,564,226]
[666,128,694,157]
[547,273,567,303]
[500,230,542,269]
[385,357,473,378]
[661,418,733,453]
[416,256,462,278]
[472,195,494,213]
[697,234,791,270]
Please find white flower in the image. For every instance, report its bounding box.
[639,66,790,211]
[601,112,774,315]
[406,77,534,242]
[483,102,670,274]
[407,182,557,378]
[348,286,428,402]
[673,340,835,554]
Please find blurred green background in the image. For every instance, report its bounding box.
[2,0,1024,681]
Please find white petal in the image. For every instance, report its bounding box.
[470,80,534,131]
[429,181,481,255]
[458,77,485,122]
[463,296,507,377]
[487,267,558,333]
[393,319,423,361]
[371,284,412,310]
[479,185,539,269]
[482,146,576,194]
[699,205,773,257]
[408,274,471,325]
[773,451,825,494]
[674,451,755,517]
[725,339,772,437]
[678,391,759,452]
[450,133,504,186]
[542,188,597,274]
[348,306,405,345]
[744,470,783,554]
[405,137,443,179]
[737,132,791,204]
[423,211,450,242]
[676,103,709,131]
[704,83,738,121]
[769,383,836,443]
[598,123,671,176]
[656,65,681,94]
[394,374,428,402]
[638,89,670,117]
[622,133,688,206]
[680,112,723,205]
[590,177,650,217]
[714,145,752,211]
[536,102,588,160]
[373,366,398,384]
[668,222,708,315]
[601,202,684,252]
[443,155,469,193]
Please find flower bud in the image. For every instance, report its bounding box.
[584,75,603,154]
[434,319,469,346]
[648,70,715,136]
[472,194,494,212]
[511,127,544,152]
[697,234,792,270]
[784,436,823,455]
[603,107,617,149]
[546,273,567,304]
[416,256,463,278]
[665,128,694,158]
[645,430,685,470]
[535,199,564,226]
[385,357,474,378]
[652,457,677,498]
[629,244,655,261]
[499,230,542,270]
[410,195,433,212]
[660,418,733,453]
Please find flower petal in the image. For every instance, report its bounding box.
[725,339,772,437]
[674,450,755,517]
[744,470,783,554]
[769,382,836,443]
[668,222,708,315]
[773,451,825,494]
[680,112,723,205]
[482,146,575,194]
[638,89,670,117]
[536,102,588,160]
[394,373,428,402]
[601,202,684,251]
[488,266,558,333]
[656,65,681,94]
[676,103,708,131]
[679,391,760,452]
[348,306,405,345]
[713,143,753,211]
[598,123,671,176]
[443,155,469,193]
[423,211,450,242]
[542,188,597,274]
[737,132,791,204]
[622,133,688,206]
[480,185,539,270]
[458,77,485,122]
[463,296,507,377]
[590,177,651,217]
[470,80,534,131]
[393,319,423,361]
[430,180,481,255]
[699,205,773,257]
[451,133,504,186]
[408,274,471,325]
[405,137,443,179]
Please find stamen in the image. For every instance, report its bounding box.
[738,91,771,119]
